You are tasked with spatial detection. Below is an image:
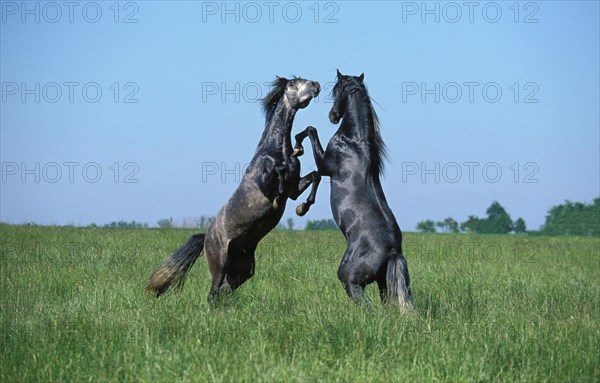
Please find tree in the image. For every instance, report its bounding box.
[541,198,600,236]
[199,215,208,228]
[460,215,482,233]
[157,218,173,228]
[447,218,459,233]
[436,217,459,233]
[196,216,215,229]
[287,217,295,230]
[513,218,527,234]
[479,201,513,234]
[416,219,436,233]
[435,221,445,232]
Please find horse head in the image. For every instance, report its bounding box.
[329,69,365,124]
[283,77,321,110]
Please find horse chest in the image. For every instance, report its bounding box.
[287,154,300,171]
[325,136,364,174]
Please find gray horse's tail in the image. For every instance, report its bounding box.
[386,252,415,311]
[147,234,206,297]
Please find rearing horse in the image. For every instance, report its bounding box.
[148,76,321,302]
[294,70,414,310]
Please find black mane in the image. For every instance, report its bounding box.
[262,77,290,124]
[339,77,388,177]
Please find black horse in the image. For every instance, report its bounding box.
[293,70,414,310]
[148,77,321,302]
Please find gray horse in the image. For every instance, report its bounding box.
[147,77,321,302]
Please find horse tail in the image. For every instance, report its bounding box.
[147,234,206,297]
[386,252,415,311]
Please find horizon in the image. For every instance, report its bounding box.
[1,197,596,233]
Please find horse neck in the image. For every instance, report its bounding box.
[339,92,374,141]
[338,92,384,182]
[258,100,296,149]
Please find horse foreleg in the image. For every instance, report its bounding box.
[295,126,325,161]
[293,127,310,157]
[306,126,330,172]
[292,171,322,216]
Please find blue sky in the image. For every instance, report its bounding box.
[1,0,599,230]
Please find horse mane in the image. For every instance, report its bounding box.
[368,97,388,177]
[262,76,290,124]
[341,78,388,177]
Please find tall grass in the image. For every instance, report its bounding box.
[1,225,598,382]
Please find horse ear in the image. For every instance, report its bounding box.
[359,73,365,82]
[337,69,343,79]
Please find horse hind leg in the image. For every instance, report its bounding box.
[345,282,370,306]
[207,252,255,305]
[376,274,388,304]
[337,261,371,305]
[205,236,229,304]
[225,251,255,291]
[218,243,256,297]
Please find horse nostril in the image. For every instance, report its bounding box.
[312,82,321,93]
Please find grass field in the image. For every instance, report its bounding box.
[1,225,598,382]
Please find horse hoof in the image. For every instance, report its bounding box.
[296,203,307,216]
[293,147,304,157]
[273,198,279,210]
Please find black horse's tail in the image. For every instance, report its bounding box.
[386,252,416,311]
[147,234,206,297]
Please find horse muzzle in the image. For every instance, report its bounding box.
[329,110,340,124]
[309,81,321,97]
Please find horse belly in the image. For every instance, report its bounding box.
[223,181,283,239]
[330,182,399,247]
[329,183,362,236]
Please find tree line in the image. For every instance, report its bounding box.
[416,198,599,236]
[98,217,336,231]
[93,197,598,237]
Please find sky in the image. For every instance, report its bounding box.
[1,0,599,231]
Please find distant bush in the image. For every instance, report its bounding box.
[104,221,149,229]
[305,219,338,230]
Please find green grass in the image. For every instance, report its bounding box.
[1,225,599,382]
